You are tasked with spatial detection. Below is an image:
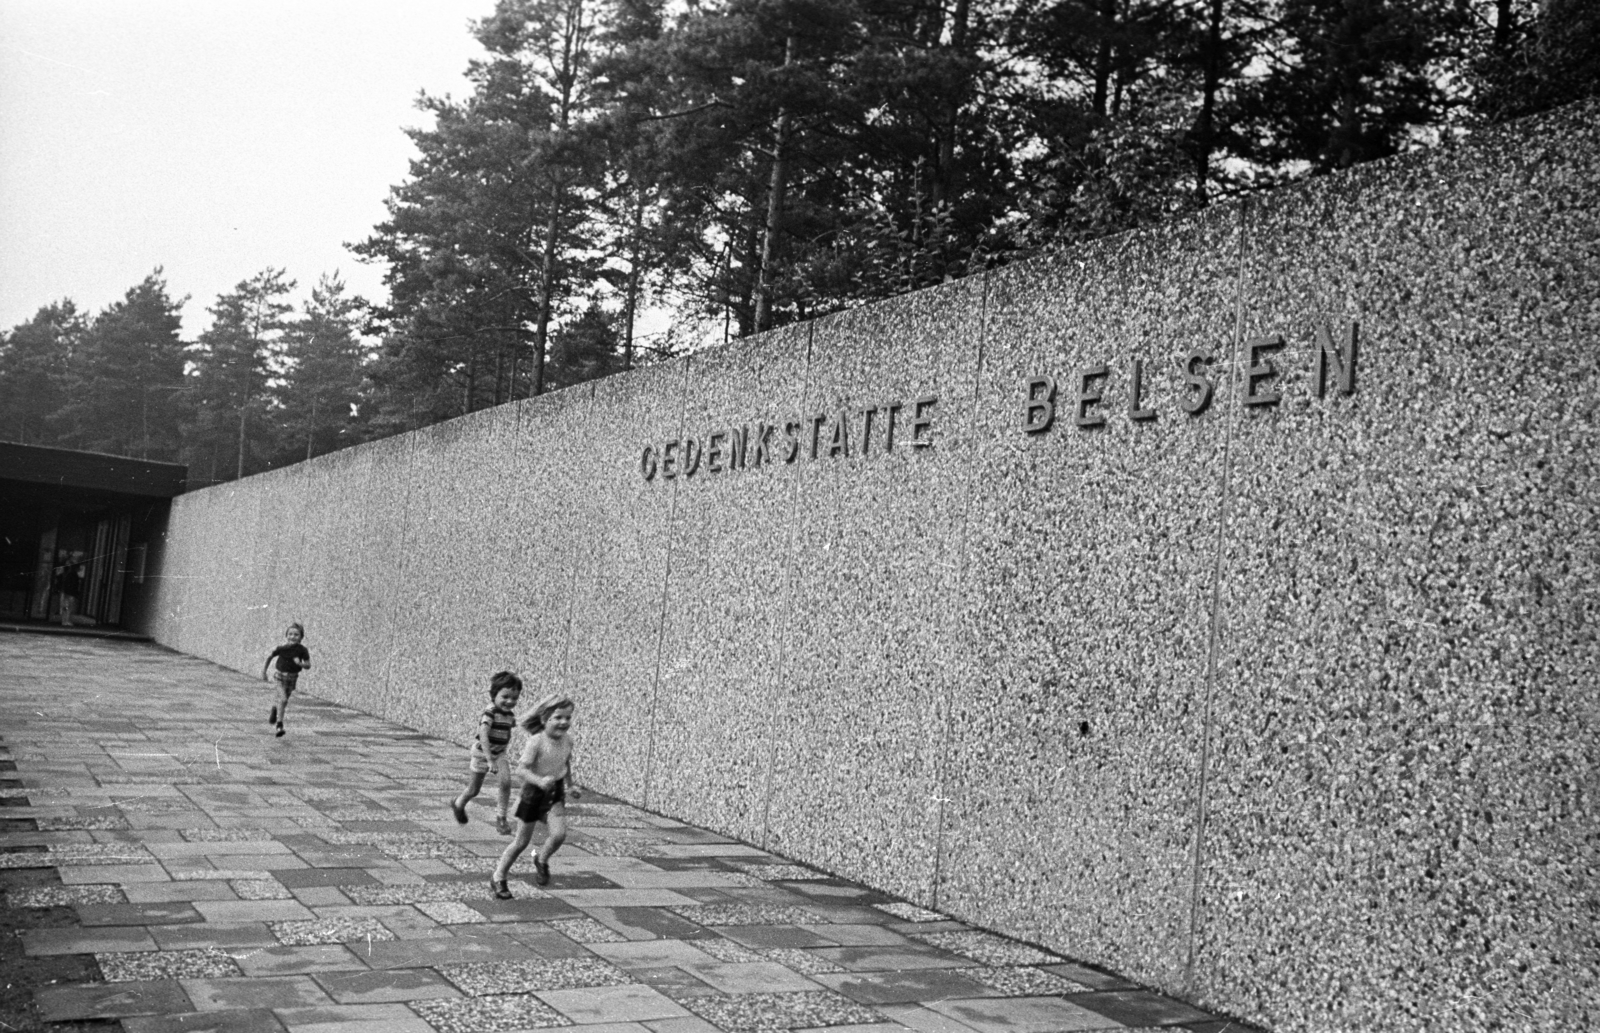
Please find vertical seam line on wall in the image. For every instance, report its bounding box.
[556,385,597,684]
[929,267,993,909]
[1184,200,1250,995]
[642,360,691,810]
[379,434,420,720]
[758,320,816,850]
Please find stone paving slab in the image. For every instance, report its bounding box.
[122,1008,289,1033]
[1,636,1242,1033]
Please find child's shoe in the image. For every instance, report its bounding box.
[534,858,550,886]
[274,723,285,738]
[490,877,513,900]
[495,815,512,836]
[450,799,468,825]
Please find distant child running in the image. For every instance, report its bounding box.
[450,671,523,834]
[490,693,579,899]
[261,622,310,738]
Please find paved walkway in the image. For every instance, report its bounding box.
[1,636,1241,1033]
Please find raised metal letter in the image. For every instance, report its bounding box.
[1023,376,1057,433]
[1243,334,1285,407]
[882,403,903,452]
[1314,321,1358,397]
[828,411,851,458]
[752,424,774,467]
[1076,366,1108,428]
[1128,360,1156,421]
[910,395,937,448]
[1180,350,1215,415]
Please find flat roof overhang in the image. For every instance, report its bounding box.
[0,442,187,499]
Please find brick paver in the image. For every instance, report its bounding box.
[1,635,1233,1032]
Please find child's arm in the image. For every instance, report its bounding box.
[298,650,311,670]
[565,746,580,800]
[261,651,274,681]
[475,714,497,759]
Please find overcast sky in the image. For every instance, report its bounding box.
[0,0,493,335]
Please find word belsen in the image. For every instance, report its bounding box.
[1024,321,1358,434]
[641,396,938,481]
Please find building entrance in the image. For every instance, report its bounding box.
[0,443,184,631]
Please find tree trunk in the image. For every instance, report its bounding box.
[306,395,317,462]
[1195,0,1225,206]
[236,404,246,480]
[533,210,559,395]
[754,36,795,334]
[531,0,589,395]
[736,222,761,338]
[1493,0,1515,53]
[623,190,644,371]
[932,0,970,210]
[720,244,733,346]
[1092,0,1116,118]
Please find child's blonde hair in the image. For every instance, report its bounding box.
[522,693,574,733]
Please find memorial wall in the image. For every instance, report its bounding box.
[142,101,1599,1032]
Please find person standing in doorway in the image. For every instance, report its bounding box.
[261,622,311,738]
[54,551,83,627]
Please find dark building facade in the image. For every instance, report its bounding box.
[0,442,185,631]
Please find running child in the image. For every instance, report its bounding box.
[261,622,311,738]
[450,671,523,834]
[490,693,579,898]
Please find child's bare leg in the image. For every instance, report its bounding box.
[535,804,567,865]
[274,682,291,733]
[453,770,487,811]
[494,762,513,830]
[493,820,537,882]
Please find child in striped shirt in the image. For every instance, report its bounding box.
[450,671,522,834]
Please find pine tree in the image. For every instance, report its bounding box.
[355,0,613,425]
[185,269,295,483]
[56,273,189,460]
[1231,0,1467,177]
[0,300,82,447]
[274,274,374,464]
[1471,0,1600,124]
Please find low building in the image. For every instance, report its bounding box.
[0,442,185,632]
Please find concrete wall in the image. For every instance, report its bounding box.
[144,101,1599,1032]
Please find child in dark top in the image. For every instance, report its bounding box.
[261,622,310,738]
[54,551,85,627]
[450,671,523,834]
[490,693,579,899]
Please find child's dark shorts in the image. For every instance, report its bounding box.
[273,670,299,694]
[514,781,565,825]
